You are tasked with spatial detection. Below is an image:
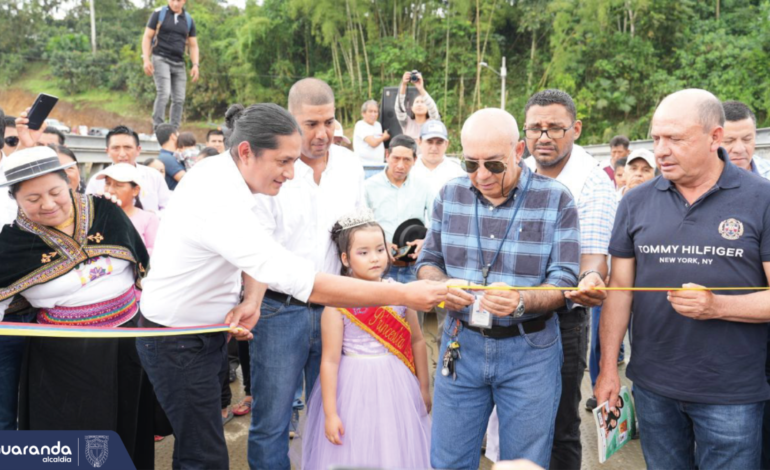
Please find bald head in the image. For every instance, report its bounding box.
[288,78,335,114]
[656,89,724,133]
[461,108,520,148]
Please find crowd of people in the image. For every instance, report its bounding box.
[0,4,769,470]
[1,79,769,470]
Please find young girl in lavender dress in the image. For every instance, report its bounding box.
[301,209,432,470]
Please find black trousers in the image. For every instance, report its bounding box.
[551,307,589,470]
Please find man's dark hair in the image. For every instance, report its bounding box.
[614,157,627,170]
[228,103,301,160]
[389,134,418,159]
[177,132,196,148]
[197,147,219,159]
[43,127,66,145]
[155,124,177,146]
[524,89,577,122]
[723,100,756,125]
[609,135,630,149]
[206,129,224,141]
[0,107,5,150]
[106,125,140,147]
[49,144,78,163]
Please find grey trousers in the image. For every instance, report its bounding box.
[151,55,187,130]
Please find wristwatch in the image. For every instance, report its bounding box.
[512,291,525,318]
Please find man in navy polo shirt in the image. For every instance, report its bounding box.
[596,89,770,469]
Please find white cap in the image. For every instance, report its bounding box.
[333,120,351,145]
[96,163,143,187]
[626,149,655,169]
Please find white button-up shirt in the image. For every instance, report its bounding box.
[253,145,366,283]
[365,169,433,244]
[141,154,317,327]
[411,157,466,216]
[86,162,171,215]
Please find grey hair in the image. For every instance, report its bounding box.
[361,100,379,114]
[228,103,301,160]
[698,96,725,132]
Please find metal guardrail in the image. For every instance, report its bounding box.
[67,126,770,178]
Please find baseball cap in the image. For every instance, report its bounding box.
[420,120,448,141]
[96,163,143,187]
[626,149,655,169]
[333,120,351,145]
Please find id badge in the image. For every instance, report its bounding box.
[469,294,492,329]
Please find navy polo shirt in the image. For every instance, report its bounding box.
[158,149,185,191]
[610,149,770,404]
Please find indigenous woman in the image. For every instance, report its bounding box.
[0,146,153,469]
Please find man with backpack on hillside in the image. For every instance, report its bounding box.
[141,0,200,131]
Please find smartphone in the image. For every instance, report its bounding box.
[394,245,415,259]
[27,93,59,130]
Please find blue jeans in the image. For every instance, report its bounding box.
[248,296,323,470]
[634,384,763,470]
[137,333,229,470]
[588,304,625,387]
[0,310,36,430]
[151,55,187,129]
[431,315,563,469]
[763,395,770,469]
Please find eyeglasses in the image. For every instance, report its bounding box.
[523,124,574,140]
[461,159,507,174]
[4,136,19,147]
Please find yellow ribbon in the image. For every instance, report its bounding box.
[0,322,243,338]
[437,285,770,308]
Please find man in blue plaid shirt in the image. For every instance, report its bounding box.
[416,108,580,469]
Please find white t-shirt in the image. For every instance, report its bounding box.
[353,120,385,164]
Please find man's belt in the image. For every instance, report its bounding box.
[264,290,323,309]
[391,259,416,268]
[461,312,553,339]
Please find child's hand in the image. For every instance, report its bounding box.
[324,414,345,445]
[420,387,432,415]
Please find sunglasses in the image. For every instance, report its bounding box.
[4,136,19,147]
[461,159,507,174]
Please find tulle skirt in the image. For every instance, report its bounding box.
[300,352,432,470]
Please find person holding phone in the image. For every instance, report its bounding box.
[395,71,441,141]
[141,0,200,130]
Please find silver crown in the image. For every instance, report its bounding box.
[337,208,376,230]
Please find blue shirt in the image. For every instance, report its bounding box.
[416,164,581,326]
[365,170,434,244]
[610,149,770,404]
[159,149,184,191]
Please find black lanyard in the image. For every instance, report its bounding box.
[474,174,531,286]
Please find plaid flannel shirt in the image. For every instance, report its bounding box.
[416,164,581,326]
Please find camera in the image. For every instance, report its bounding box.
[410,70,420,83]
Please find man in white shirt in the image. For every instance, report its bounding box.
[138,103,446,470]
[248,79,368,468]
[353,99,389,164]
[411,119,465,211]
[85,125,171,214]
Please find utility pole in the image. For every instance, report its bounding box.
[89,0,97,54]
[500,57,506,110]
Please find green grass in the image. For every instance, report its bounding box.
[12,63,212,129]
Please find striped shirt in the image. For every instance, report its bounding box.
[416,164,581,326]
